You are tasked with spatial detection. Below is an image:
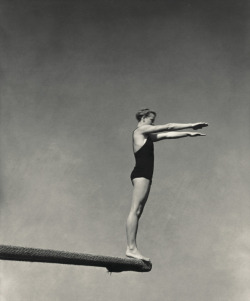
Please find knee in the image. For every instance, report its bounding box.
[136,206,143,217]
[131,204,143,217]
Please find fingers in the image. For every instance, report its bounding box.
[191,132,206,136]
[196,132,206,136]
[193,122,209,130]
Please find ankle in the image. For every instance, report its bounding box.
[127,246,137,252]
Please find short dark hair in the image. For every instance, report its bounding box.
[135,108,157,121]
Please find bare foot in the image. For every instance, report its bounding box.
[126,248,151,262]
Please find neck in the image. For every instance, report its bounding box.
[137,121,144,128]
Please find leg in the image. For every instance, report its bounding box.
[126,178,151,261]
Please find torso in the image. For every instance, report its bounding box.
[130,129,154,181]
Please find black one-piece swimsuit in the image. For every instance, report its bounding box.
[130,136,154,182]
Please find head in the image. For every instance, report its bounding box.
[135,108,157,125]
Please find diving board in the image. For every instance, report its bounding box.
[0,245,152,273]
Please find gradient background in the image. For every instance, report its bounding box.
[1,0,250,300]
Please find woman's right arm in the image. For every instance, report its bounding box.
[139,122,208,134]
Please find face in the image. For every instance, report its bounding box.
[143,113,156,125]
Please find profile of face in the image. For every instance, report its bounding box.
[143,113,156,125]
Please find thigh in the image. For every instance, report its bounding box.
[131,178,151,209]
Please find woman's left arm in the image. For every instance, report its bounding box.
[150,131,206,142]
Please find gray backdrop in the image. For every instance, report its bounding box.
[1,0,250,300]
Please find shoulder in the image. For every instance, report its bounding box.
[138,125,153,132]
[136,125,156,134]
[133,127,148,137]
[133,128,148,143]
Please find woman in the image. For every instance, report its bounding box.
[126,109,208,261]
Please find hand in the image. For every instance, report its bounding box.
[189,132,206,137]
[192,122,208,130]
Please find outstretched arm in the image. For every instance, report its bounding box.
[139,122,208,134]
[150,131,206,142]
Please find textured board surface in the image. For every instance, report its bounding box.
[0,245,152,273]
